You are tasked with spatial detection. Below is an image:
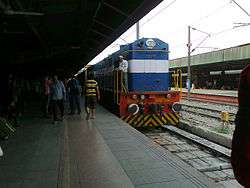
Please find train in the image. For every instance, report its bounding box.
[89,38,181,127]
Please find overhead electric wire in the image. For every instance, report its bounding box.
[141,0,177,26]
[191,35,210,52]
[211,22,250,37]
[172,24,249,50]
[168,2,231,37]
[122,0,230,43]
[121,0,178,40]
[171,36,209,49]
[230,0,250,17]
[122,0,230,44]
[212,27,235,36]
[107,0,249,60]
[191,2,230,25]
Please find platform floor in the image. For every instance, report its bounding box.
[0,104,223,188]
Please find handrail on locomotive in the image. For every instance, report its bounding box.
[172,69,182,98]
[113,70,128,105]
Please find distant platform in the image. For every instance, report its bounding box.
[178,88,237,97]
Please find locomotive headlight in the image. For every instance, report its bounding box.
[128,104,139,115]
[167,94,172,99]
[172,102,182,112]
[132,94,137,100]
[140,95,145,100]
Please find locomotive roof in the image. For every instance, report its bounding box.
[92,38,169,68]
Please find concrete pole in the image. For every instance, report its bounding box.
[136,21,140,40]
[187,25,191,100]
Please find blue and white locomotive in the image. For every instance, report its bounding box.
[91,38,181,127]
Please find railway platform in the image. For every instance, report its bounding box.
[0,104,222,188]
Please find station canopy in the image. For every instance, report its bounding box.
[1,0,163,75]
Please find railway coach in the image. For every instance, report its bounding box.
[91,38,181,127]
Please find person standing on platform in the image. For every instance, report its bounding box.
[231,64,250,188]
[67,75,82,115]
[43,76,51,117]
[0,145,3,156]
[7,74,18,127]
[118,55,128,91]
[85,73,100,120]
[49,75,66,123]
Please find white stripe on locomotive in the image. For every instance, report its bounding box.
[128,59,169,73]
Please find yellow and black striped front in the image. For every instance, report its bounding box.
[85,80,98,96]
[121,112,180,127]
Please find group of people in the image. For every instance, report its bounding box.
[43,73,101,122]
[0,74,31,127]
[0,55,128,125]
[0,74,43,156]
[0,72,101,157]
[43,75,66,122]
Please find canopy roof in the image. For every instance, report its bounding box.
[1,0,163,75]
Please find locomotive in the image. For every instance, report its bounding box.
[91,38,181,127]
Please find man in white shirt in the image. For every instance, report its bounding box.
[118,56,128,91]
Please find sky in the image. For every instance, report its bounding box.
[88,0,250,65]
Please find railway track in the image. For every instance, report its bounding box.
[182,97,238,106]
[181,103,236,123]
[141,127,235,184]
[182,92,238,105]
[178,99,237,137]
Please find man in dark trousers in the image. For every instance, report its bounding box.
[43,76,51,117]
[67,75,82,115]
[231,64,250,188]
[117,55,128,91]
[49,75,66,123]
